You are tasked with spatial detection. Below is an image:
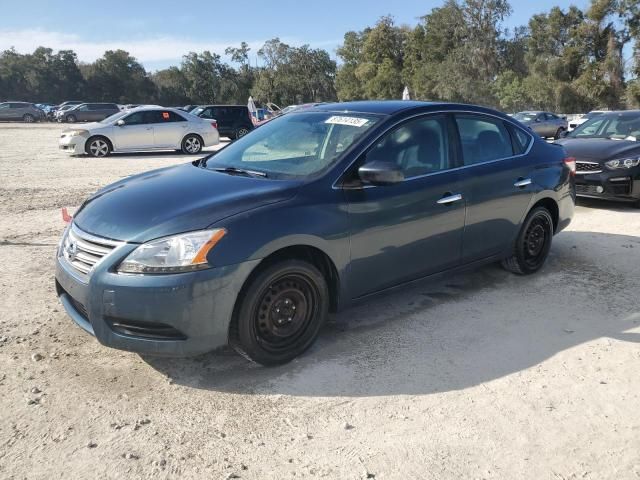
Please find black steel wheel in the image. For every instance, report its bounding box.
[501,206,554,275]
[230,259,329,365]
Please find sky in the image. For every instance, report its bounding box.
[0,0,595,71]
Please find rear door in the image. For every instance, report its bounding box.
[344,114,466,297]
[454,113,535,262]
[112,111,155,150]
[151,110,188,148]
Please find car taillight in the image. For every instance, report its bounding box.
[564,156,576,175]
[211,121,218,130]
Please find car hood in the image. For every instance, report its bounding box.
[64,122,105,132]
[555,137,640,161]
[73,163,300,243]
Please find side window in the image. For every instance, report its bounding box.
[456,115,514,165]
[365,115,450,179]
[77,105,89,111]
[168,111,186,122]
[0,103,8,109]
[123,112,147,125]
[507,124,532,155]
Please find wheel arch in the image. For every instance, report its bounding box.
[85,134,113,153]
[182,132,204,145]
[529,197,559,233]
[231,244,341,338]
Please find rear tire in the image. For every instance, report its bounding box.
[181,134,203,154]
[501,207,554,275]
[85,136,111,157]
[66,114,77,123]
[554,127,565,139]
[235,126,251,139]
[230,259,329,366]
[23,114,35,123]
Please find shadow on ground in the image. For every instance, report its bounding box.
[143,231,640,397]
[576,197,639,212]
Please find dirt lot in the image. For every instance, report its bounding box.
[0,123,639,480]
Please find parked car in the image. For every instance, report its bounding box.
[567,110,607,131]
[513,111,568,139]
[556,110,640,207]
[0,102,46,122]
[58,106,219,157]
[191,105,254,139]
[49,100,85,121]
[58,103,120,123]
[55,101,574,365]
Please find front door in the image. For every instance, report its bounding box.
[454,113,535,261]
[344,114,465,298]
[112,111,155,150]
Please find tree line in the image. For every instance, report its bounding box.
[0,0,638,112]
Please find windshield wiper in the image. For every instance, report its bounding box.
[211,167,268,178]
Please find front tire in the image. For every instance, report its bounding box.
[66,114,77,123]
[181,134,202,154]
[230,260,329,366]
[501,207,554,275]
[235,127,251,139]
[554,127,565,139]
[85,136,111,157]
[23,114,35,123]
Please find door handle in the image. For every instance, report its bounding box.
[514,178,532,188]
[437,193,463,205]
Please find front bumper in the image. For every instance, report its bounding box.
[575,167,640,203]
[58,134,87,154]
[54,231,259,356]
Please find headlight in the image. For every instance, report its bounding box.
[65,129,89,136]
[117,229,226,274]
[605,157,640,169]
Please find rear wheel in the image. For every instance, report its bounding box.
[554,127,565,139]
[181,134,202,154]
[230,260,329,366]
[85,136,111,157]
[22,114,35,123]
[235,126,251,139]
[501,207,554,275]
[66,114,77,123]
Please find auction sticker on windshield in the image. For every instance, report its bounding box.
[325,116,370,127]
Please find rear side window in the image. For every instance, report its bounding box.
[508,125,532,155]
[455,115,514,165]
[365,115,450,178]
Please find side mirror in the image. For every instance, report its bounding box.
[358,161,404,186]
[116,119,125,126]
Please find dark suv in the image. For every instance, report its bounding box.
[0,102,46,122]
[191,105,254,139]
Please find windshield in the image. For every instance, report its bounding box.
[568,112,640,140]
[513,112,538,122]
[204,111,381,179]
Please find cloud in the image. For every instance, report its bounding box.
[0,29,340,68]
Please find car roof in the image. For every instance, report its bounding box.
[312,101,440,115]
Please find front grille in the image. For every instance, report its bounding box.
[576,161,603,174]
[61,224,123,276]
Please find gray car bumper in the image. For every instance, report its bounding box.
[55,250,259,357]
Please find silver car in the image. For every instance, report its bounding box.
[59,107,220,157]
[0,102,46,122]
[513,111,568,139]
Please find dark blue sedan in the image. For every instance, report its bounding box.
[55,101,575,365]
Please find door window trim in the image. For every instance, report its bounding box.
[334,109,535,190]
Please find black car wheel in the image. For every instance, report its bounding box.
[66,114,77,123]
[230,259,329,366]
[22,114,35,123]
[181,134,203,154]
[554,127,565,139]
[501,206,554,275]
[85,136,112,157]
[235,127,251,139]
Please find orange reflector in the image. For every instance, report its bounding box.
[192,229,227,264]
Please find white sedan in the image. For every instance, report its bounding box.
[59,107,220,157]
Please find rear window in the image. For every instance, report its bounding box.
[508,124,532,155]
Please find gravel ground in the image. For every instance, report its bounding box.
[0,123,639,480]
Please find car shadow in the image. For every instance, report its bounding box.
[142,231,640,397]
[576,197,639,212]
